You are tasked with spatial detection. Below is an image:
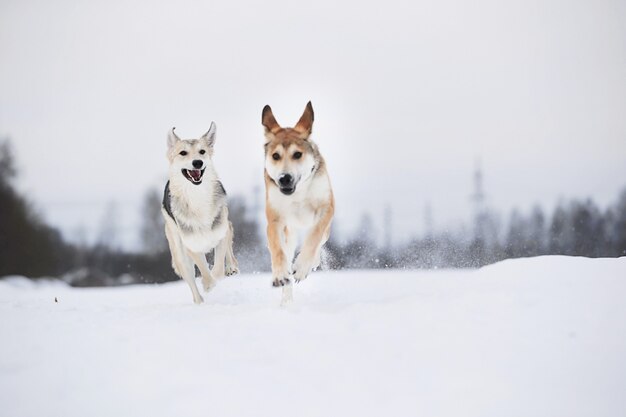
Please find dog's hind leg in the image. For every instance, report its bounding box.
[164,219,203,304]
[179,256,203,304]
[224,221,239,276]
[211,236,227,281]
[187,250,216,293]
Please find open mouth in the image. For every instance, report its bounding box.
[279,186,295,195]
[182,168,205,184]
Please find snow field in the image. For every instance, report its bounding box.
[1,256,625,417]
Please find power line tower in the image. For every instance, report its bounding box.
[470,159,486,239]
[470,159,488,265]
[383,205,392,249]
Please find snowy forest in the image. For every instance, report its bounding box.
[1,138,625,286]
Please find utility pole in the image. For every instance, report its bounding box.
[383,205,392,249]
[470,159,486,240]
[470,158,487,265]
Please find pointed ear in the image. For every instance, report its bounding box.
[262,105,281,135]
[201,122,217,148]
[167,127,181,149]
[294,101,314,137]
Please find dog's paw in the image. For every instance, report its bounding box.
[225,265,239,277]
[272,277,291,287]
[293,270,309,284]
[202,276,216,292]
[292,256,314,283]
[193,293,204,304]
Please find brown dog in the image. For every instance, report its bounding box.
[261,102,335,301]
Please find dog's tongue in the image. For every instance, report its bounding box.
[189,170,202,181]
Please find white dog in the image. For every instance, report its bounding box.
[161,123,238,303]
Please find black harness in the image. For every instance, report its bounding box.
[162,181,175,221]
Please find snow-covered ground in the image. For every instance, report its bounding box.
[1,256,625,417]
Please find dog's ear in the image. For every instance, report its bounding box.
[294,101,314,138]
[168,127,181,149]
[262,105,281,137]
[201,122,217,148]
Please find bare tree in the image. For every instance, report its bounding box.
[0,139,15,182]
[139,188,167,255]
[96,201,120,252]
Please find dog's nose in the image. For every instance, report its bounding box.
[278,174,293,186]
[192,160,203,169]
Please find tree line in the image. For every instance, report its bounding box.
[0,138,624,285]
[324,194,626,270]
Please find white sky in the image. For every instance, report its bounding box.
[1,0,625,249]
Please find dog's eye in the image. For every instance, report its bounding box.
[199,150,206,155]
[293,151,302,159]
[179,151,188,156]
[272,153,280,160]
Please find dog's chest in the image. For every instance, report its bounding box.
[271,176,329,230]
[173,188,218,226]
[168,181,227,251]
[280,199,316,229]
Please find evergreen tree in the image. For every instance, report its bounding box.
[570,200,598,256]
[612,189,626,256]
[505,209,528,258]
[0,139,69,277]
[527,206,547,256]
[549,205,569,254]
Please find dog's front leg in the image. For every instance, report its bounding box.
[164,218,204,303]
[293,206,333,283]
[267,220,291,287]
[187,250,216,293]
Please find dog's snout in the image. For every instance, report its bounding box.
[278,174,293,186]
[192,160,203,169]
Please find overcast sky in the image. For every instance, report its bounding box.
[1,0,625,249]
